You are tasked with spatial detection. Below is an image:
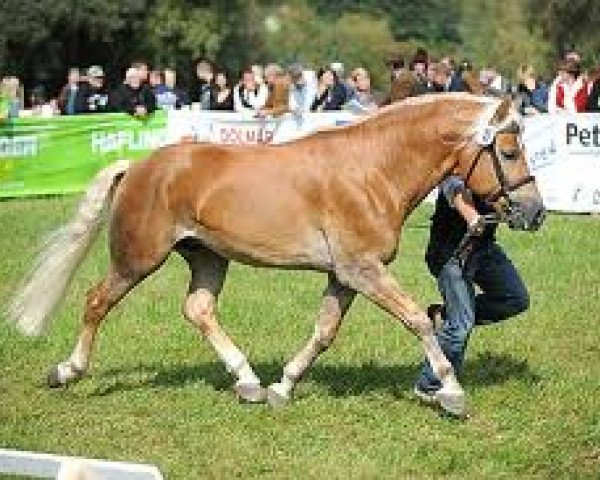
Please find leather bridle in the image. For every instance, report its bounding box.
[464,122,535,206]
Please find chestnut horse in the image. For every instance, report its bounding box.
[8,93,545,417]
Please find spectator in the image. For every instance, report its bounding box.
[549,60,588,113]
[287,63,317,114]
[548,60,567,114]
[586,67,600,112]
[233,67,268,114]
[260,68,290,117]
[132,61,150,85]
[57,67,86,115]
[311,67,346,111]
[81,65,110,114]
[149,70,163,90]
[330,61,352,103]
[384,57,418,103]
[516,65,548,114]
[346,67,379,114]
[153,68,189,110]
[449,59,483,94]
[410,49,430,96]
[264,63,282,104]
[192,60,215,109]
[251,64,265,85]
[0,76,22,120]
[427,63,452,93]
[210,71,234,111]
[110,67,157,117]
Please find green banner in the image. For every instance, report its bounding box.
[0,111,167,198]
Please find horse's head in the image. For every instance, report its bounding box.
[455,97,546,231]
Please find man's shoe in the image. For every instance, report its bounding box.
[427,303,445,331]
[413,385,438,405]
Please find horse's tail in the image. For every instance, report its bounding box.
[6,159,131,336]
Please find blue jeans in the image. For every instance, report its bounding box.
[416,243,529,393]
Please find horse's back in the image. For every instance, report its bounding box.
[109,141,334,270]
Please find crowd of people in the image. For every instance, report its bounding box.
[2,47,600,121]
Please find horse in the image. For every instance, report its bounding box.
[7,93,545,417]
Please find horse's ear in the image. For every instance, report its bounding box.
[490,96,512,125]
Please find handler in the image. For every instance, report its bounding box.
[414,175,530,404]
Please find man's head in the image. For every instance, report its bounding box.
[241,68,256,90]
[67,68,80,85]
[196,61,213,83]
[251,65,264,84]
[164,69,177,89]
[125,67,140,89]
[352,67,371,92]
[86,65,104,88]
[411,48,429,76]
[149,70,163,87]
[330,62,345,79]
[288,63,304,86]
[215,71,229,89]
[564,60,581,81]
[387,56,405,80]
[317,67,336,87]
[440,56,454,72]
[264,63,282,86]
[132,61,149,83]
[430,63,450,87]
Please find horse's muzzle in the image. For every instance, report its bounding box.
[506,200,546,232]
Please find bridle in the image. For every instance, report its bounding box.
[452,119,538,261]
[463,120,536,206]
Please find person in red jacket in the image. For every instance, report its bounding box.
[549,60,588,113]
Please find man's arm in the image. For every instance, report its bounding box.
[440,176,483,234]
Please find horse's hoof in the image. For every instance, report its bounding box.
[436,387,468,419]
[47,366,65,389]
[234,383,266,403]
[266,383,291,409]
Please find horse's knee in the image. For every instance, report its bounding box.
[183,291,215,334]
[315,324,338,350]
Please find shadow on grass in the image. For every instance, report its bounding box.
[90,351,541,398]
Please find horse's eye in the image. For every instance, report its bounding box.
[501,149,518,161]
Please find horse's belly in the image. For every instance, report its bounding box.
[177,222,333,270]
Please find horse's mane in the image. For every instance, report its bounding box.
[299,93,502,141]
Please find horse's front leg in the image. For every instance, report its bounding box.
[267,274,356,407]
[336,257,467,418]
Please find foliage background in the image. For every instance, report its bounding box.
[0,0,599,99]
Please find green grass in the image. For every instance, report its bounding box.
[0,196,599,479]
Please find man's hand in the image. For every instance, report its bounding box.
[467,215,485,236]
[454,191,484,235]
[134,106,147,117]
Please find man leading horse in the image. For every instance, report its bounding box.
[8,93,545,418]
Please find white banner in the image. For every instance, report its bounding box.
[166,110,600,213]
[166,110,357,145]
[523,113,600,213]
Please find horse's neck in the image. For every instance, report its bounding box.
[356,108,463,210]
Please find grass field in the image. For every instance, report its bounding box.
[0,196,599,479]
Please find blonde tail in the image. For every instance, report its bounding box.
[6,159,131,336]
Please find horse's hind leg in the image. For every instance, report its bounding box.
[47,268,138,387]
[267,274,356,407]
[181,245,264,403]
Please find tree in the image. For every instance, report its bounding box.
[459,0,552,77]
[528,0,600,67]
[0,0,148,95]
[261,1,399,88]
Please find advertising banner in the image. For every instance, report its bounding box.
[523,113,600,213]
[0,112,167,198]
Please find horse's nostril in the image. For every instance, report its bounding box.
[531,207,546,230]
